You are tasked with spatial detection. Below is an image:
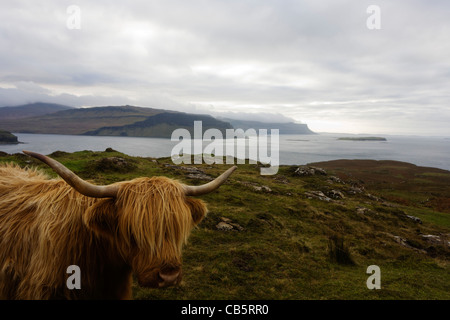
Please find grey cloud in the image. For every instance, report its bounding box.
[0,0,449,134]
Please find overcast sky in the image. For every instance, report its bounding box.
[1,0,449,135]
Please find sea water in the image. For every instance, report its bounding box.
[1,132,449,171]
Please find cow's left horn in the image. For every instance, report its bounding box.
[183,165,237,196]
[23,150,119,198]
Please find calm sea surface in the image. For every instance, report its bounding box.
[1,133,449,171]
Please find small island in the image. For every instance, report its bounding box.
[338,136,387,141]
[0,130,19,144]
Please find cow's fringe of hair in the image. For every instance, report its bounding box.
[0,163,204,299]
[117,177,192,253]
[114,176,196,276]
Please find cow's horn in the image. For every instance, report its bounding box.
[23,150,119,198]
[183,165,237,196]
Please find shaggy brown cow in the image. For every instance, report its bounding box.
[0,151,236,299]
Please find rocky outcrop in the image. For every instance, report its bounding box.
[216,217,244,232]
[294,166,327,176]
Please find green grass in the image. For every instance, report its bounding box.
[1,150,449,300]
[405,207,450,228]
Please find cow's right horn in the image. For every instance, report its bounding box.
[183,165,237,196]
[23,150,119,198]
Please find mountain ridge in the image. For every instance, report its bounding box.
[0,102,73,119]
[0,103,315,137]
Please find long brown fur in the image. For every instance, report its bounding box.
[0,163,207,299]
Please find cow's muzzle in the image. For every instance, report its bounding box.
[157,267,182,288]
[138,266,182,288]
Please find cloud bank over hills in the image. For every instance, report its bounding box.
[1,1,450,135]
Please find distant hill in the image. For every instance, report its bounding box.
[0,102,73,119]
[223,118,315,134]
[0,105,169,135]
[0,104,232,138]
[85,112,233,138]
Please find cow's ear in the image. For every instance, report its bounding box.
[84,199,117,239]
[185,197,207,225]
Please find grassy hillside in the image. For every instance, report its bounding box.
[1,151,448,299]
[85,112,233,138]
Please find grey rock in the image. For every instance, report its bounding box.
[294,166,327,176]
[328,190,345,200]
[305,191,332,202]
[406,215,422,224]
[216,217,244,232]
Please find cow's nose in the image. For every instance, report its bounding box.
[158,268,182,288]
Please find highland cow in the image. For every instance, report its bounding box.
[0,151,236,299]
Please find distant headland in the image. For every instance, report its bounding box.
[0,130,19,144]
[338,137,387,141]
